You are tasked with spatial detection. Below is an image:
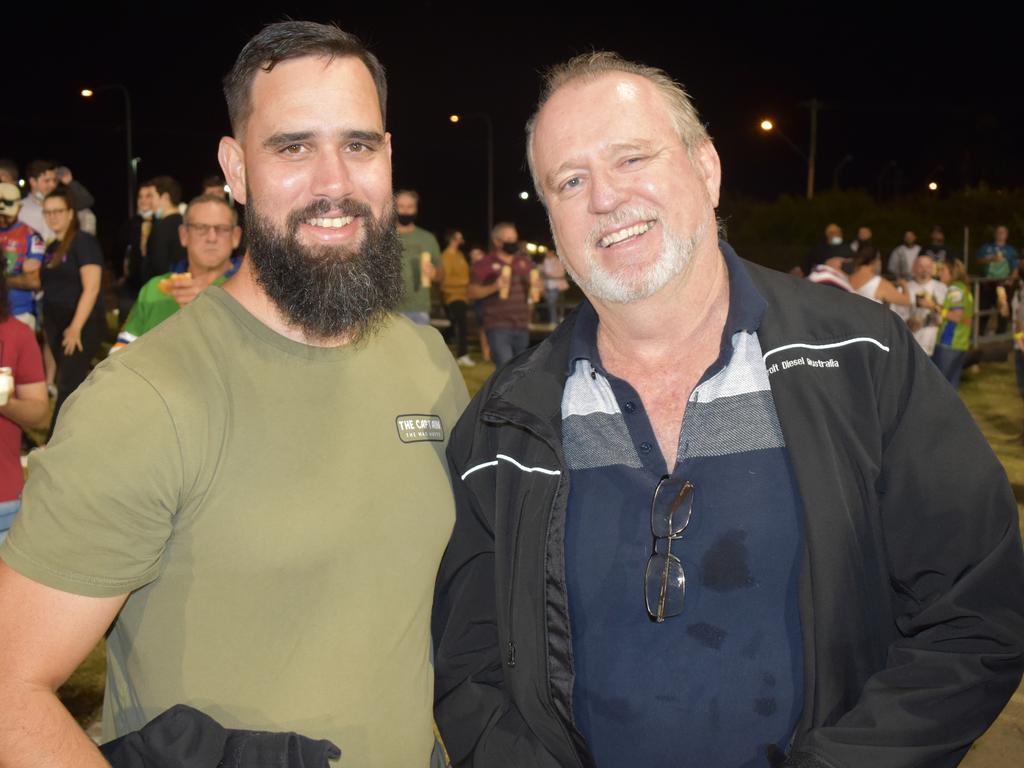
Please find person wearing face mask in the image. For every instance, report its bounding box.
[801,222,852,277]
[468,221,538,366]
[142,176,187,283]
[394,189,443,325]
[16,161,59,242]
[115,183,158,319]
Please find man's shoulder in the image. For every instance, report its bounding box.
[111,291,234,376]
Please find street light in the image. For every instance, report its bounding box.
[758,116,816,199]
[448,112,494,234]
[81,83,134,220]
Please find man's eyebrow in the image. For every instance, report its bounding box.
[263,129,385,150]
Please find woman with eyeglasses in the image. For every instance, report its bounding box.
[23,190,106,436]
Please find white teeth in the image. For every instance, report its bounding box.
[599,220,653,248]
[307,216,354,229]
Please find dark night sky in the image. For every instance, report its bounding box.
[4,8,1019,250]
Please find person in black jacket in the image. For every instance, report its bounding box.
[142,175,186,282]
[433,51,1024,768]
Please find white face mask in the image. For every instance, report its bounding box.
[33,190,45,201]
[140,209,155,220]
[829,236,842,245]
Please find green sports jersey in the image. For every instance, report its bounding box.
[938,281,974,351]
[112,269,234,351]
[1,287,468,765]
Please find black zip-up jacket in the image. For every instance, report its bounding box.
[433,257,1024,768]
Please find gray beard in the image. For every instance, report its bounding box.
[557,207,710,305]
[244,193,404,343]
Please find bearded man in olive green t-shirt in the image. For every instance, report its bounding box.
[0,21,467,768]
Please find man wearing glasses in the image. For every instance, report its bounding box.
[433,52,1024,768]
[109,193,241,351]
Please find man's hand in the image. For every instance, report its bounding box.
[421,260,437,283]
[166,276,205,308]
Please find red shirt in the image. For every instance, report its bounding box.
[470,251,534,330]
[0,316,45,500]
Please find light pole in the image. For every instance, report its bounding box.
[759,117,815,199]
[449,112,494,235]
[82,83,134,219]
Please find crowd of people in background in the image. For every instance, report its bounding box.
[0,149,1018,547]
[800,221,1018,391]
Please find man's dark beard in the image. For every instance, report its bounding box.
[244,194,404,343]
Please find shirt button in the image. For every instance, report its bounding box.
[639,441,652,454]
[623,401,636,413]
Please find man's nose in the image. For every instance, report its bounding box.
[587,167,627,215]
[310,150,354,200]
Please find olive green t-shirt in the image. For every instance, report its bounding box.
[1,286,468,766]
[397,227,441,315]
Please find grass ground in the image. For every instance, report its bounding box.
[57,353,1024,760]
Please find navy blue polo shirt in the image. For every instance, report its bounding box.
[562,243,804,768]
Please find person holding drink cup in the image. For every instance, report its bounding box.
[395,189,442,325]
[469,222,537,366]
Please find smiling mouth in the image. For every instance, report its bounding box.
[598,219,656,248]
[305,216,355,229]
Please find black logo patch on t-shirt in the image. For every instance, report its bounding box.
[396,414,445,443]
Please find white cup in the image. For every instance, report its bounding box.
[0,367,13,407]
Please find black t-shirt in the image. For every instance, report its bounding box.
[41,231,105,311]
[145,213,186,282]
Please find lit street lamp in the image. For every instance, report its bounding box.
[758,115,816,199]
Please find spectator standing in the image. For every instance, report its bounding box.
[887,230,920,281]
[0,270,48,545]
[933,259,974,389]
[18,191,105,436]
[976,225,1019,335]
[440,229,472,366]
[541,249,569,325]
[468,222,537,367]
[394,189,441,325]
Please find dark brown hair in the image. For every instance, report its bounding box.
[223,20,387,136]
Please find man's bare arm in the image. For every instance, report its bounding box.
[5,260,41,292]
[0,561,127,767]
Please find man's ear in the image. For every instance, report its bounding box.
[219,137,246,205]
[694,139,722,209]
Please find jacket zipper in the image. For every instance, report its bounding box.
[505,494,530,668]
[481,411,555,671]
[480,409,588,767]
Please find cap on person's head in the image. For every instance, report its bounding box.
[0,182,22,217]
